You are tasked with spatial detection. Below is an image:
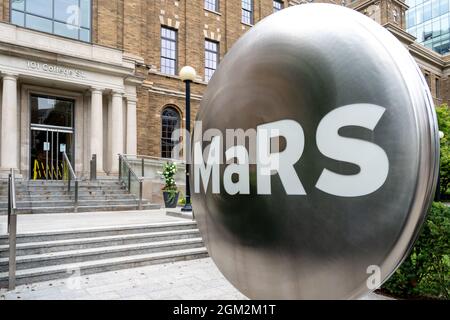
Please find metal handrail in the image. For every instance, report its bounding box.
[122,154,186,164]
[119,154,144,210]
[63,152,79,212]
[7,168,17,290]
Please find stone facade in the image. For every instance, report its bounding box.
[0,0,448,163]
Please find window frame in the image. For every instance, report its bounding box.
[204,0,219,13]
[161,106,181,159]
[241,0,254,25]
[273,0,283,13]
[10,0,92,43]
[160,26,178,76]
[205,39,219,82]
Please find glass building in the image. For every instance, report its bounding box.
[406,0,450,54]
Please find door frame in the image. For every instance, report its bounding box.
[29,93,76,180]
[20,85,85,180]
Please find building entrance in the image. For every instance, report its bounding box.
[29,94,74,180]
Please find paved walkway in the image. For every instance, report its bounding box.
[0,210,391,300]
[0,258,246,300]
[0,258,389,300]
[0,209,182,234]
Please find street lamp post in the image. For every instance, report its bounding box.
[180,66,196,212]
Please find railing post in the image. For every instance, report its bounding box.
[128,170,131,191]
[74,180,79,213]
[68,171,71,192]
[90,154,97,181]
[141,158,145,177]
[7,173,11,233]
[118,155,122,181]
[8,213,16,290]
[139,180,143,210]
[8,210,17,290]
[8,168,17,290]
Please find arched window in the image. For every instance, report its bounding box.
[161,106,181,159]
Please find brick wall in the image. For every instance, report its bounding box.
[0,0,447,158]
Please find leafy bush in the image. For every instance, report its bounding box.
[178,196,186,206]
[436,105,450,197]
[382,202,450,299]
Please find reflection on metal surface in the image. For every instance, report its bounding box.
[191,4,440,299]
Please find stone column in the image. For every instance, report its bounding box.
[110,91,124,174]
[126,97,137,155]
[1,73,18,170]
[90,87,104,173]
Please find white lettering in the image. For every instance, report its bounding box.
[194,136,221,194]
[315,104,389,197]
[257,120,306,195]
[223,145,250,195]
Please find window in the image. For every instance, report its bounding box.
[435,78,440,98]
[10,0,91,42]
[242,0,253,25]
[205,0,218,12]
[161,107,181,159]
[424,73,431,89]
[161,27,177,75]
[205,40,219,82]
[30,94,74,128]
[273,0,283,13]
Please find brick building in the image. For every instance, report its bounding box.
[0,0,447,180]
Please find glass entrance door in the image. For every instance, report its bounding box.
[29,95,75,180]
[30,127,73,180]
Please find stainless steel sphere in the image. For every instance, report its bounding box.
[191,4,439,299]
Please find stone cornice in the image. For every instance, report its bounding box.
[143,82,203,101]
[383,22,416,45]
[351,0,409,11]
[409,43,446,69]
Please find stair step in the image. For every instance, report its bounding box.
[0,203,160,215]
[0,177,161,216]
[0,229,201,257]
[0,221,197,245]
[0,191,136,198]
[0,238,204,271]
[0,247,208,287]
[0,199,147,208]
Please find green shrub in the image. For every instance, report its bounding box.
[382,202,450,299]
[436,105,450,197]
[178,196,186,206]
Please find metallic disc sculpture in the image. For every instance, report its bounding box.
[191,4,440,299]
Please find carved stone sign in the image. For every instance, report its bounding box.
[26,61,86,79]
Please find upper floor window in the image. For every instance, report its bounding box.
[205,0,219,12]
[435,78,440,98]
[273,0,283,13]
[10,0,91,42]
[205,39,219,82]
[424,73,431,89]
[242,0,253,25]
[161,26,177,76]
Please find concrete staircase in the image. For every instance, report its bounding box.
[0,220,208,286]
[0,179,160,214]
